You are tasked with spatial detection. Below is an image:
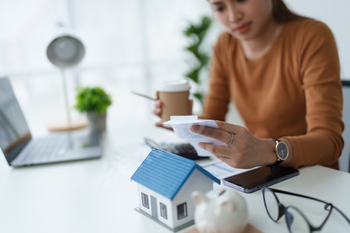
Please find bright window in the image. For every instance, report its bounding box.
[0,0,218,135]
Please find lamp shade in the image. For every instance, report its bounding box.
[45,25,88,132]
[46,29,85,68]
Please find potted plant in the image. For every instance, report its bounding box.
[183,16,212,107]
[75,86,112,131]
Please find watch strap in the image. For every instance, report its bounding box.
[266,138,282,169]
[266,159,283,169]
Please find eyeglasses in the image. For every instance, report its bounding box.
[262,188,350,233]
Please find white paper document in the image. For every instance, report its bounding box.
[196,158,256,179]
[163,115,226,156]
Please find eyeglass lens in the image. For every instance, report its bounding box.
[286,207,310,233]
[264,189,311,233]
[264,188,280,221]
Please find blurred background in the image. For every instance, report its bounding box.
[0,0,349,137]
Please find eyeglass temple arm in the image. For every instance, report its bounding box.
[333,206,350,224]
[314,204,350,231]
[268,188,350,224]
[313,204,333,231]
[269,188,329,204]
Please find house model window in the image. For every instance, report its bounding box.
[177,202,187,220]
[160,202,167,219]
[141,193,149,209]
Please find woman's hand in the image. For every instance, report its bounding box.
[190,120,278,169]
[152,91,194,128]
[152,91,163,127]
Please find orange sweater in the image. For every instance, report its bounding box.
[202,19,344,169]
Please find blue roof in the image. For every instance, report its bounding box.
[130,148,220,200]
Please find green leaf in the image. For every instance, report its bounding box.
[183,15,213,108]
[193,92,204,106]
[183,24,197,37]
[75,86,112,114]
[185,44,200,56]
[185,68,201,83]
[198,53,210,67]
[202,16,212,30]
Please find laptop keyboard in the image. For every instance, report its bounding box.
[17,136,69,163]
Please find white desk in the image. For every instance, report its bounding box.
[0,125,350,233]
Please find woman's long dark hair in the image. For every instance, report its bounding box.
[272,0,305,23]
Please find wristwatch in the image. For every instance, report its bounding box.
[266,138,289,169]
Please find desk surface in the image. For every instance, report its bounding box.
[0,125,350,233]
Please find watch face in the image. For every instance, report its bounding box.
[276,142,289,160]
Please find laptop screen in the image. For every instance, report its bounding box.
[0,77,32,164]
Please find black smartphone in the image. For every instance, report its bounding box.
[223,166,299,193]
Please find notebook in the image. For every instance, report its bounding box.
[0,77,102,167]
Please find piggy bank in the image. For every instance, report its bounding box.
[191,188,248,233]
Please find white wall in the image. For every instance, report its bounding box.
[284,0,350,79]
[0,0,216,136]
[340,85,350,172]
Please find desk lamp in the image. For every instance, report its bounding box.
[46,23,88,132]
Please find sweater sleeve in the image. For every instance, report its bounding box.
[201,33,231,121]
[285,21,344,168]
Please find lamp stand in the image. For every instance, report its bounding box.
[47,68,88,132]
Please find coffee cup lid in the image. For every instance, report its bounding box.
[158,79,191,92]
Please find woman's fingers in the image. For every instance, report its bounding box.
[154,91,171,129]
[153,91,161,117]
[190,120,262,169]
[155,121,163,127]
[152,108,160,115]
[215,120,244,134]
[155,100,162,107]
[190,120,248,146]
[189,99,193,115]
[153,100,162,117]
[198,143,231,157]
[191,124,233,145]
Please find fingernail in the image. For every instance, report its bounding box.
[191,124,200,131]
[198,142,204,148]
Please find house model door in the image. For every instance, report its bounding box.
[151,195,158,220]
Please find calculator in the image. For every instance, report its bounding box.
[144,137,208,160]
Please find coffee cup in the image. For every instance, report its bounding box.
[158,80,191,122]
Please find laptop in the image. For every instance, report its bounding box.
[0,77,102,167]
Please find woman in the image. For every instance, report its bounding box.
[154,0,344,169]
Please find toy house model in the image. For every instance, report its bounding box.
[131,148,220,231]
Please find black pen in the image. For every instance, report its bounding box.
[131,91,157,101]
